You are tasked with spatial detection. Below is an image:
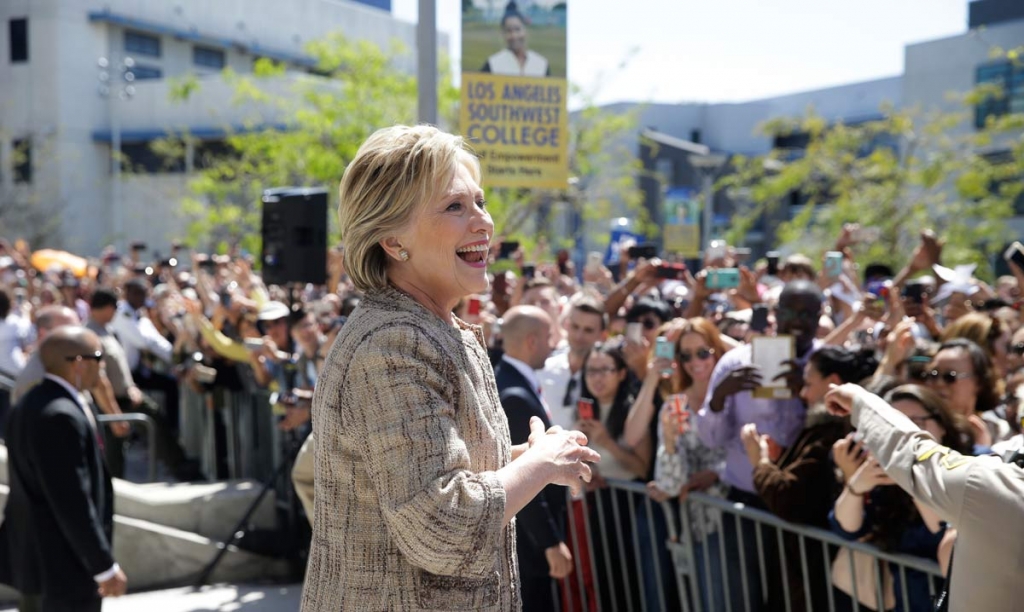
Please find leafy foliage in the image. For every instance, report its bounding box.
[167,33,647,264]
[720,88,1024,278]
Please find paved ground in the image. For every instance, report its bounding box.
[0,583,303,611]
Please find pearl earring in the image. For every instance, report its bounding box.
[399,249,409,261]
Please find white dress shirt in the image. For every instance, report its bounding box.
[42,374,120,583]
[108,301,172,371]
[537,351,582,430]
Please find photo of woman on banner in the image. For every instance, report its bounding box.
[481,1,551,77]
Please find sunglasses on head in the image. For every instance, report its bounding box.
[920,369,973,384]
[65,350,104,363]
[679,348,715,363]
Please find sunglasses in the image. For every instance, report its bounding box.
[640,318,661,330]
[1011,342,1024,356]
[65,350,104,363]
[920,370,973,385]
[679,348,715,363]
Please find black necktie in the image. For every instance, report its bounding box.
[563,376,577,407]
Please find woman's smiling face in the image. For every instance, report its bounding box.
[585,352,625,404]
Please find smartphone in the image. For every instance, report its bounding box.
[751,304,769,334]
[655,263,686,280]
[219,290,232,308]
[655,337,674,377]
[824,251,844,279]
[706,240,727,262]
[1004,242,1024,273]
[467,297,482,316]
[766,251,780,276]
[733,247,752,263]
[706,268,740,290]
[577,398,596,421]
[521,264,536,279]
[903,283,926,305]
[626,322,643,343]
[498,241,520,260]
[585,252,603,275]
[628,243,658,260]
[556,250,570,276]
[851,226,881,243]
[243,337,265,350]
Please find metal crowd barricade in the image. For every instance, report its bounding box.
[178,376,283,483]
[675,491,946,612]
[563,481,945,612]
[561,479,683,612]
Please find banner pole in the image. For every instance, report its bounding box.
[417,0,438,125]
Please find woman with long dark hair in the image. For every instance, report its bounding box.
[576,342,649,612]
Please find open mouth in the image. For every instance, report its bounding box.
[456,243,489,264]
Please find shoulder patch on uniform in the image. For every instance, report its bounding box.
[916,444,970,470]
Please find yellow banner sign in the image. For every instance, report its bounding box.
[664,224,701,258]
[461,73,568,189]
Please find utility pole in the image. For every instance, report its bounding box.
[417,0,438,125]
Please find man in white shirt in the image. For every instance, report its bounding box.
[538,295,607,430]
[109,279,179,432]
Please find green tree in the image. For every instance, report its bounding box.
[164,34,457,254]
[166,33,648,262]
[721,64,1024,278]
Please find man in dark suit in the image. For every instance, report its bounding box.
[0,326,128,611]
[493,305,571,612]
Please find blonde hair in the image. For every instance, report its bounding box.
[338,125,479,293]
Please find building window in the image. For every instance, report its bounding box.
[9,18,27,63]
[975,61,1024,128]
[124,30,160,57]
[193,46,225,69]
[131,65,162,80]
[12,138,31,184]
[120,142,184,173]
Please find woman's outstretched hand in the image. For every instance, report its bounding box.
[527,417,601,496]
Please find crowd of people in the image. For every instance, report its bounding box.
[3,186,1024,609]
[0,238,357,485]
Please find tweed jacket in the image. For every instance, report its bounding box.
[300,288,521,612]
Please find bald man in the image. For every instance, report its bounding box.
[493,306,569,611]
[0,327,127,611]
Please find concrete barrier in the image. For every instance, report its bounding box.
[112,479,276,541]
[1,443,275,541]
[0,484,290,600]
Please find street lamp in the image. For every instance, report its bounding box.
[688,153,729,254]
[98,55,136,252]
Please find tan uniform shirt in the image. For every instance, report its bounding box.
[851,390,1024,612]
[86,320,135,398]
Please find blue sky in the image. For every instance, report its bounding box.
[392,0,968,105]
